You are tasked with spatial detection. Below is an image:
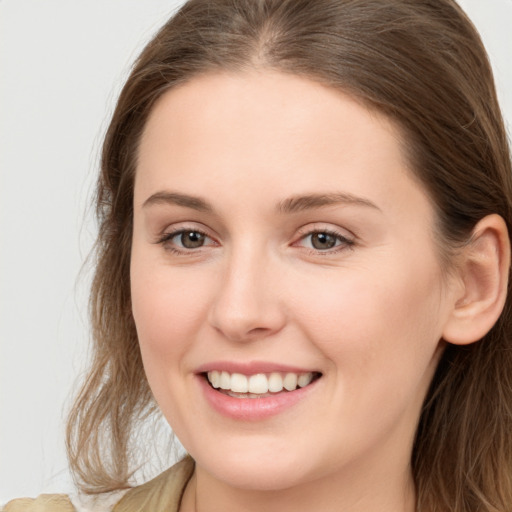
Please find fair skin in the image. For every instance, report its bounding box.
[130,71,509,512]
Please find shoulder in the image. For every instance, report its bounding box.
[2,457,194,512]
[3,488,129,512]
[113,456,195,512]
[2,494,75,512]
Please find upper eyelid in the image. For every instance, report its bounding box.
[159,222,215,238]
[292,225,357,254]
[295,223,356,240]
[294,230,354,248]
[155,222,356,245]
[155,225,217,248]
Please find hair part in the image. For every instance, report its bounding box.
[67,1,512,510]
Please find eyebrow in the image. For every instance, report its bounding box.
[142,191,213,212]
[142,190,380,214]
[277,193,381,214]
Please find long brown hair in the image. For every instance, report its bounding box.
[66,1,512,509]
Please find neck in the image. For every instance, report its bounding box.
[180,457,416,512]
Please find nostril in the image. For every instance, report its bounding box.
[207,271,287,342]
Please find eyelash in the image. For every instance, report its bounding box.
[155,227,355,256]
[156,227,215,255]
[295,228,355,255]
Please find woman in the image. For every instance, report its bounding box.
[5,0,512,511]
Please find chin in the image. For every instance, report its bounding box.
[191,441,315,491]
[211,462,311,491]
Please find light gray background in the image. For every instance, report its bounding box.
[1,0,511,503]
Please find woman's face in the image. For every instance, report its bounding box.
[131,71,458,492]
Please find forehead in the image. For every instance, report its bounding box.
[135,70,429,220]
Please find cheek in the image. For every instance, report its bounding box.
[293,254,445,382]
[130,255,209,366]
[292,261,445,451]
[130,255,216,422]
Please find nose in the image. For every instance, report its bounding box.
[208,246,287,343]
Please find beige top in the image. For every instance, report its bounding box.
[2,457,195,512]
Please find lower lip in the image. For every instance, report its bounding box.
[197,375,319,421]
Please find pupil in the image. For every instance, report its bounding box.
[181,231,205,249]
[312,233,336,250]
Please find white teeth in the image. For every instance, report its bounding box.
[283,373,298,391]
[209,370,220,388]
[230,373,248,393]
[206,370,316,395]
[219,371,231,390]
[268,372,283,393]
[298,373,313,388]
[248,374,269,394]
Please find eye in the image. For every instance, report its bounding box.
[296,229,354,253]
[173,230,207,249]
[157,228,216,252]
[309,232,339,250]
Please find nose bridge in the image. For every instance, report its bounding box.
[208,238,284,341]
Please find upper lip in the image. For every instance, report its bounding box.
[195,361,320,375]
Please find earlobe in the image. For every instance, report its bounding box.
[442,214,510,345]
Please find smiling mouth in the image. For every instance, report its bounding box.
[203,370,322,399]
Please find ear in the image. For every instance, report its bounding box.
[442,214,510,345]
